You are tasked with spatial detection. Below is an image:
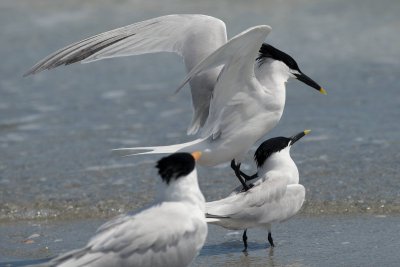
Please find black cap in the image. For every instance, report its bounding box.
[156,153,195,184]
[254,130,310,167]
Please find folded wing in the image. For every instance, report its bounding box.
[46,202,206,266]
[206,169,288,219]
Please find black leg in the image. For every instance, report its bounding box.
[241,172,258,181]
[268,232,275,247]
[237,169,258,181]
[230,160,258,182]
[230,159,239,172]
[231,159,250,191]
[242,229,248,252]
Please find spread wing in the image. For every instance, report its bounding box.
[24,14,228,135]
[175,25,272,139]
[45,203,207,267]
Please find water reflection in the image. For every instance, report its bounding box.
[197,240,298,267]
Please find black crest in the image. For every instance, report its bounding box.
[254,137,291,167]
[156,153,195,184]
[256,43,300,71]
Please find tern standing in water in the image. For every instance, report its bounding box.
[25,15,326,188]
[34,152,206,267]
[206,130,310,251]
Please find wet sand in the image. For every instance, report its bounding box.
[1,214,400,266]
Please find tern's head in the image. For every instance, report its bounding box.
[156,151,204,207]
[254,130,310,167]
[156,152,202,185]
[257,43,326,95]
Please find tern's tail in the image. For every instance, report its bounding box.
[205,217,220,223]
[113,138,205,157]
[205,213,230,224]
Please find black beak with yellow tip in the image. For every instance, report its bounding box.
[294,72,327,95]
[289,129,311,146]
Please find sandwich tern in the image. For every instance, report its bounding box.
[25,15,325,188]
[34,152,207,267]
[205,130,309,251]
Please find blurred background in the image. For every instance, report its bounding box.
[0,0,399,233]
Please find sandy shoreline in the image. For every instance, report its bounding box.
[1,200,399,223]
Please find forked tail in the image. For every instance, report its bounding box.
[113,138,205,157]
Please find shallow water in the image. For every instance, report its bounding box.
[1,215,400,266]
[1,0,400,264]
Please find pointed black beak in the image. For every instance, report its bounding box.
[294,72,327,95]
[290,130,311,145]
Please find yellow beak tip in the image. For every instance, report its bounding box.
[319,88,327,95]
[304,129,311,135]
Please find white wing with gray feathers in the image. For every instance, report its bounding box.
[41,202,207,267]
[206,170,288,219]
[175,25,271,139]
[24,14,228,135]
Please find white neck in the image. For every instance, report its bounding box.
[254,59,290,116]
[255,59,291,91]
[156,170,205,212]
[258,147,299,185]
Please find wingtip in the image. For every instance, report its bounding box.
[254,25,272,34]
[174,85,183,95]
[22,70,33,77]
[264,25,272,31]
[174,78,190,94]
[23,66,45,77]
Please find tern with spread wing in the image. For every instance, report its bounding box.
[33,152,206,267]
[206,130,309,251]
[25,15,326,188]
